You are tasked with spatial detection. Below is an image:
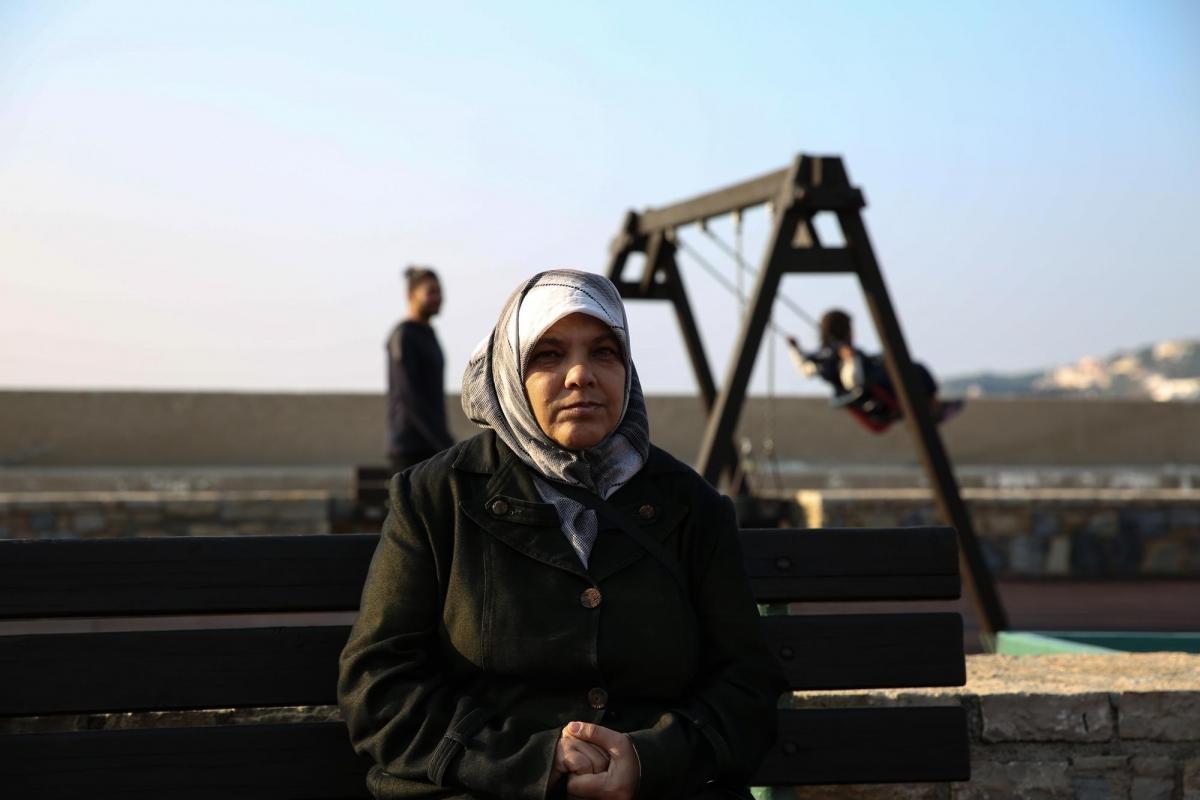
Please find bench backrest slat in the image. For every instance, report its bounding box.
[764,612,965,690]
[1,707,970,794]
[5,613,963,716]
[0,527,959,618]
[758,706,971,784]
[4,626,348,716]
[741,527,960,601]
[0,535,378,619]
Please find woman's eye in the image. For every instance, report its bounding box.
[595,347,619,359]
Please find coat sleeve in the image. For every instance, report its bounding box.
[626,492,788,798]
[337,471,559,799]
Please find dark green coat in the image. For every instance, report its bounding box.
[338,430,786,800]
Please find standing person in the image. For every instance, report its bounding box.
[340,269,786,799]
[386,266,454,473]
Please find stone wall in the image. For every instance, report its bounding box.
[784,653,1200,800]
[5,485,1199,581]
[3,390,1199,468]
[0,490,333,539]
[797,489,1200,578]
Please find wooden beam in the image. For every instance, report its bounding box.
[781,246,858,274]
[636,168,788,235]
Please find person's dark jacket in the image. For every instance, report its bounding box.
[337,430,787,800]
[387,321,453,460]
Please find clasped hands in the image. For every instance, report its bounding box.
[548,721,638,800]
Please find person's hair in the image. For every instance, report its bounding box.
[404,266,439,296]
[820,309,853,348]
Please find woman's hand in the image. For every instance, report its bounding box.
[549,723,612,787]
[560,721,639,800]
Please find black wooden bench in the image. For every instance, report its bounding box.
[0,526,969,796]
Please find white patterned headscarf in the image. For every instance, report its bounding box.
[461,269,650,500]
[462,270,650,566]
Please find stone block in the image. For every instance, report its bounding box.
[1120,508,1169,538]
[1009,536,1047,575]
[1031,511,1061,538]
[1170,506,1200,533]
[1132,756,1174,777]
[1045,535,1072,575]
[1084,510,1119,537]
[1071,774,1127,800]
[163,500,220,518]
[186,524,232,537]
[29,512,56,531]
[953,760,1072,799]
[72,511,107,533]
[1130,776,1174,800]
[1121,691,1200,741]
[981,693,1114,742]
[900,508,938,527]
[1182,757,1200,799]
[1075,776,1124,800]
[274,500,328,521]
[220,500,284,521]
[980,537,1008,573]
[1141,539,1188,574]
[979,508,1029,537]
[1071,755,1129,773]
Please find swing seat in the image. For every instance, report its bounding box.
[841,386,965,433]
[830,385,901,433]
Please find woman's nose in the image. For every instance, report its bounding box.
[565,360,595,388]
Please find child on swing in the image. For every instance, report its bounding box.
[786,309,963,431]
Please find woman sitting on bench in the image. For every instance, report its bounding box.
[338,270,786,800]
[786,309,963,433]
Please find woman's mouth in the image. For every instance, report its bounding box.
[559,401,603,417]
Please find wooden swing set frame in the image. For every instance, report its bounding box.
[604,153,1009,637]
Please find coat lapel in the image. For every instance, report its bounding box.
[450,431,692,583]
[453,433,589,579]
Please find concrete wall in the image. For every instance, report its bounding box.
[1,390,1198,468]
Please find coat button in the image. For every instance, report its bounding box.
[637,503,656,521]
[587,687,608,709]
[489,498,510,516]
[580,587,602,609]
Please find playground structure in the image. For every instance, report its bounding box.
[605,153,1009,638]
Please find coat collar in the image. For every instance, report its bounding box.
[451,429,687,482]
[451,431,690,582]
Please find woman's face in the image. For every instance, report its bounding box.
[523,312,626,451]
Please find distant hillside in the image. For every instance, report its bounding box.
[943,339,1200,401]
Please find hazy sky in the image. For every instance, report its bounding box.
[2,1,1197,395]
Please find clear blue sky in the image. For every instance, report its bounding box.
[2,0,1197,395]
